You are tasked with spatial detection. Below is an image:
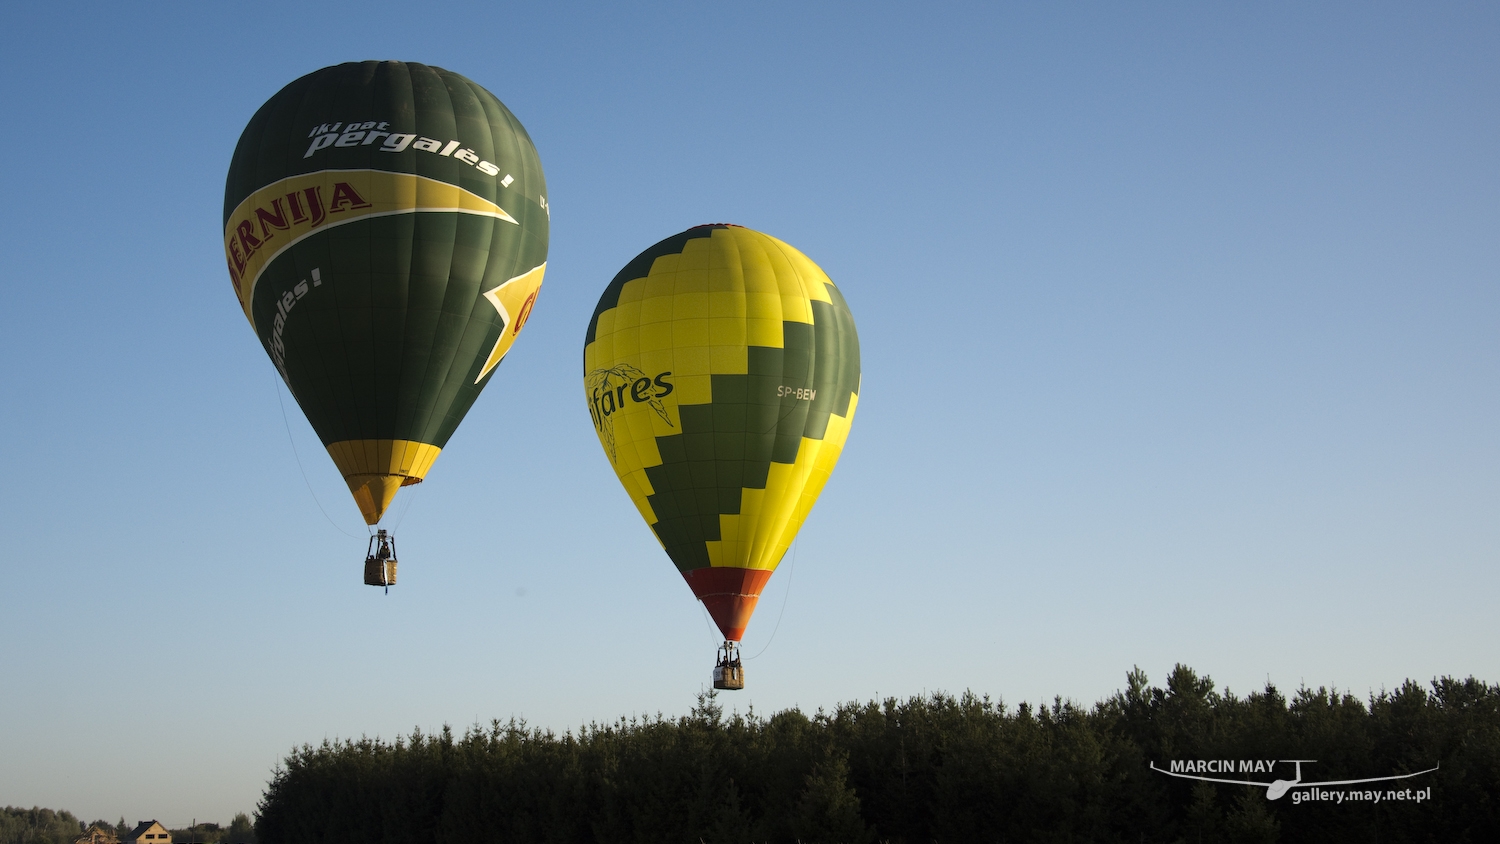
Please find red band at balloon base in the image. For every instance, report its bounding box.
[682,567,774,642]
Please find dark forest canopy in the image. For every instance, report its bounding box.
[255,665,1499,844]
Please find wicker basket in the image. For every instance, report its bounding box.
[364,557,397,586]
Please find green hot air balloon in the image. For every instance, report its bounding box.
[224,61,548,585]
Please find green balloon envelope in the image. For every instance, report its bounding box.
[224,61,549,524]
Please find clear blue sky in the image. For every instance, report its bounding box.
[1,0,1495,827]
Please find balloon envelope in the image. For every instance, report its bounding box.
[583,225,860,640]
[224,61,548,524]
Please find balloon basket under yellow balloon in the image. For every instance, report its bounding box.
[363,529,398,593]
[713,641,744,691]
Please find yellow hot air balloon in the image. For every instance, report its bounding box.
[583,225,860,688]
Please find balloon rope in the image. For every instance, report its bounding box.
[390,480,421,531]
[744,538,797,660]
[273,372,364,539]
[698,601,722,645]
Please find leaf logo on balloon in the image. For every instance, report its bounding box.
[585,364,673,462]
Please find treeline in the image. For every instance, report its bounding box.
[169,816,256,843]
[255,665,1500,843]
[0,808,106,844]
[0,810,256,844]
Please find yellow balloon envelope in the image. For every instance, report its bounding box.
[583,225,860,641]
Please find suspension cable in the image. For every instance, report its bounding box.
[744,538,798,660]
[272,372,363,539]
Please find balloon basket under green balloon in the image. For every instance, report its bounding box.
[363,529,397,592]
